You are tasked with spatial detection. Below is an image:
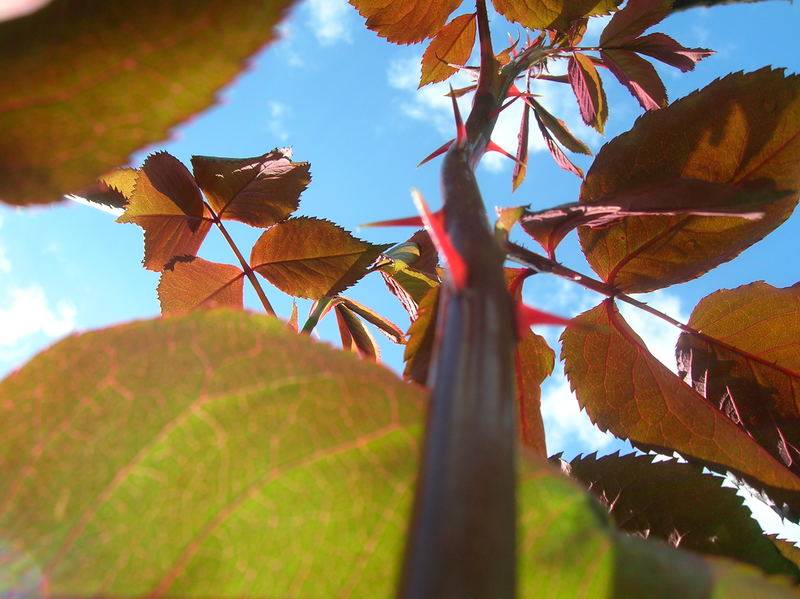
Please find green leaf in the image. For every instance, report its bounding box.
[559,452,800,579]
[560,300,800,501]
[579,69,800,292]
[117,153,212,271]
[249,217,392,300]
[677,282,800,513]
[157,257,244,315]
[191,149,311,228]
[419,13,477,87]
[0,0,296,206]
[403,286,440,385]
[492,0,620,33]
[0,311,424,597]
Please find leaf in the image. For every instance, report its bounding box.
[338,296,405,344]
[579,68,800,292]
[528,97,592,155]
[568,52,609,133]
[157,257,244,315]
[623,32,713,72]
[347,0,464,44]
[518,452,800,598]
[419,13,476,87]
[5,314,799,597]
[600,48,667,110]
[561,300,800,503]
[599,0,672,46]
[560,452,800,579]
[250,217,391,300]
[515,331,554,455]
[335,304,380,361]
[403,286,440,385]
[492,0,620,33]
[0,0,296,206]
[191,149,311,228]
[379,230,440,320]
[532,107,585,178]
[117,153,212,271]
[522,179,770,257]
[512,98,531,190]
[0,311,425,597]
[677,283,800,484]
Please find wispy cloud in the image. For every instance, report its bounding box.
[307,0,354,46]
[267,101,291,141]
[0,286,76,348]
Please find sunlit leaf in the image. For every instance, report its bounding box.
[419,13,476,87]
[512,99,531,190]
[117,153,212,271]
[492,0,620,33]
[157,257,244,315]
[623,32,713,72]
[528,97,592,156]
[191,149,311,228]
[677,282,800,493]
[338,296,405,344]
[600,48,667,110]
[347,0,464,44]
[0,0,296,205]
[403,286,440,385]
[560,452,800,578]
[0,311,424,597]
[515,331,554,455]
[532,108,584,178]
[579,68,800,292]
[379,230,440,320]
[599,0,671,46]
[568,52,609,133]
[561,300,800,502]
[335,303,380,361]
[250,217,391,300]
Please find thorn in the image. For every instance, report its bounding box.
[450,84,467,146]
[486,141,521,164]
[411,189,467,290]
[516,301,572,338]
[361,215,425,228]
[418,139,454,166]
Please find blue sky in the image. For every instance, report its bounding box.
[2,0,799,534]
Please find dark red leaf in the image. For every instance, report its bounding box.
[600,48,667,111]
[568,52,608,133]
[623,32,713,72]
[599,0,672,46]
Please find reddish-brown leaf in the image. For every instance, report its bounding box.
[599,0,672,46]
[157,257,244,315]
[191,149,310,228]
[403,286,440,385]
[600,48,667,110]
[528,97,592,156]
[561,300,800,500]
[338,296,405,344]
[116,154,212,271]
[348,0,464,44]
[335,304,380,361]
[568,52,608,133]
[561,452,800,578]
[579,68,800,292]
[677,283,800,477]
[513,99,531,190]
[249,217,391,300]
[623,32,713,72]
[516,330,555,455]
[492,0,620,32]
[419,13,476,87]
[532,108,584,178]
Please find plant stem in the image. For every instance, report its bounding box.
[207,205,276,316]
[397,2,518,597]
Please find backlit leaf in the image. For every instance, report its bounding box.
[561,300,800,501]
[600,48,667,110]
[0,0,295,205]
[532,108,584,178]
[515,331,554,455]
[157,257,244,315]
[599,0,672,46]
[561,452,800,578]
[0,311,424,597]
[528,97,592,155]
[338,296,405,344]
[335,304,380,361]
[579,69,800,292]
[403,286,440,385]
[568,52,609,133]
[117,154,212,271]
[250,217,391,300]
[191,149,311,228]
[513,98,531,190]
[623,32,713,72]
[492,0,620,33]
[419,13,476,87]
[348,0,464,44]
[677,282,800,486]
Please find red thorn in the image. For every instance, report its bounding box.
[361,215,425,228]
[412,189,467,290]
[487,141,520,163]
[450,84,467,146]
[418,139,454,166]
[516,301,572,337]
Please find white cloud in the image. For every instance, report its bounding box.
[307,0,354,46]
[267,101,291,141]
[0,286,76,348]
